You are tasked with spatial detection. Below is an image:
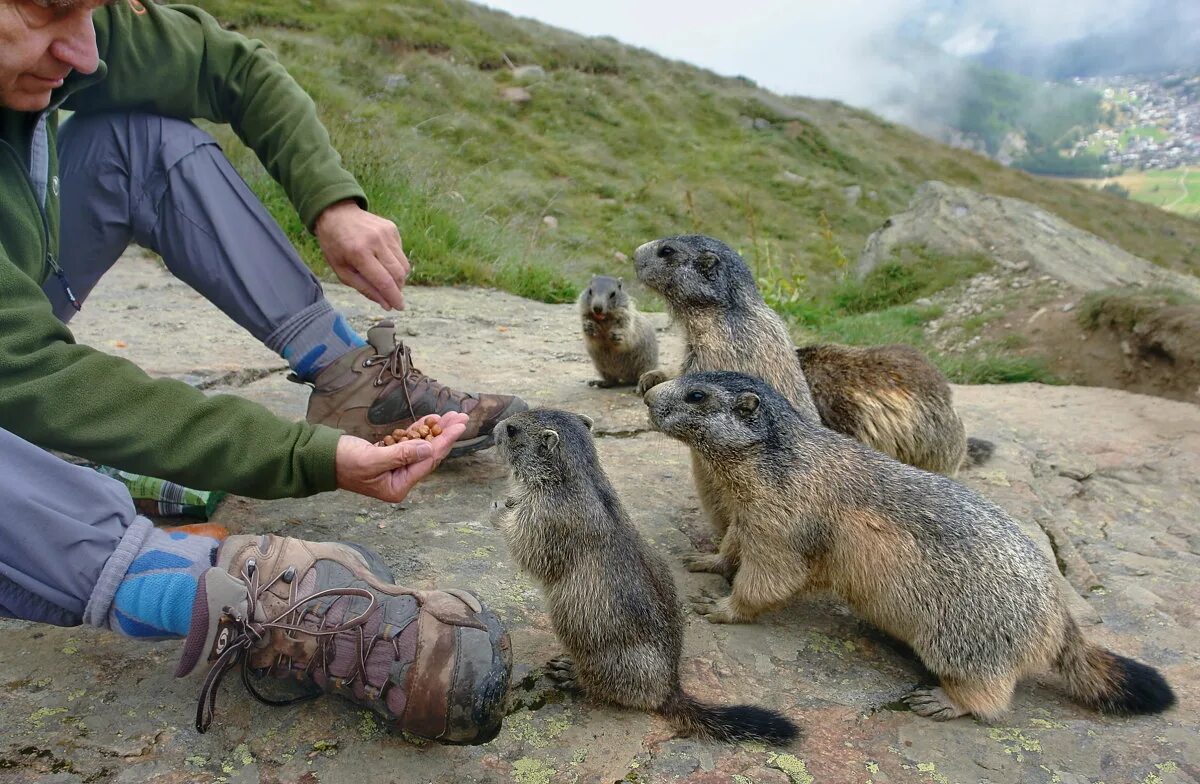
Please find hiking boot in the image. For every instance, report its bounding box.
[298,320,528,458]
[177,534,512,744]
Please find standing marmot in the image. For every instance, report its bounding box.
[645,371,1176,721]
[634,234,990,475]
[494,408,798,744]
[578,275,659,388]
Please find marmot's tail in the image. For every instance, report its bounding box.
[966,437,996,467]
[658,691,799,745]
[1054,619,1175,715]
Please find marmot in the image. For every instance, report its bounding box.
[578,275,659,388]
[645,371,1176,721]
[493,408,798,744]
[633,234,991,475]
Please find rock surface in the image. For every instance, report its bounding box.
[1,253,1197,784]
[856,180,1200,298]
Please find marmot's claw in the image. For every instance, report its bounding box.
[636,369,669,397]
[689,593,737,623]
[682,553,722,574]
[903,688,964,721]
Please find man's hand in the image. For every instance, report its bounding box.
[315,200,411,311]
[334,412,468,502]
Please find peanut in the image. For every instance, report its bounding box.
[375,418,446,447]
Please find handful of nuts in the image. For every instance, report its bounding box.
[374,416,444,447]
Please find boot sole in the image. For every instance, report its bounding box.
[446,398,530,459]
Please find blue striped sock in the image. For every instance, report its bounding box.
[109,529,217,639]
[274,306,367,382]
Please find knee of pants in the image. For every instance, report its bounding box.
[60,111,219,174]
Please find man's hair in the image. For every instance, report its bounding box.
[30,0,117,7]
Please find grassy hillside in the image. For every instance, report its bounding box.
[1076,168,1200,218]
[193,0,1200,381]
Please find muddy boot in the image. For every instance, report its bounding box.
[298,320,527,458]
[178,534,511,744]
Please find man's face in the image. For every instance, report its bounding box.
[0,0,105,112]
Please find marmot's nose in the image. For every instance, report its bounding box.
[634,240,656,257]
[592,304,604,314]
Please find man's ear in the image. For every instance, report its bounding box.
[734,392,760,417]
[541,429,560,452]
[577,414,595,431]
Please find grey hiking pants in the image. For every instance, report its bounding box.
[2,112,334,626]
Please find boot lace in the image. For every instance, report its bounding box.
[361,341,471,419]
[195,558,389,733]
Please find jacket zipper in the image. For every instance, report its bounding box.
[0,131,80,311]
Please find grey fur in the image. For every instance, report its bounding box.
[493,408,798,743]
[632,236,818,418]
[645,371,1174,720]
[635,234,977,475]
[578,275,659,388]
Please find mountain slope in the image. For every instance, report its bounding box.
[192,0,1200,382]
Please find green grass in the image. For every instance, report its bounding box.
[1077,286,1199,331]
[187,0,1199,383]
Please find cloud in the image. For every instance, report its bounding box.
[483,0,1198,132]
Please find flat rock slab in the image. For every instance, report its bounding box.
[1,253,1197,784]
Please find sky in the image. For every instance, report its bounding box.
[480,0,1199,129]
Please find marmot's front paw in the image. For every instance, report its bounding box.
[545,655,579,691]
[636,369,669,397]
[903,687,967,721]
[682,553,726,574]
[689,591,738,624]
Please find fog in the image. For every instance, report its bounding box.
[482,0,1199,131]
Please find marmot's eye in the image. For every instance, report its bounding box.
[585,289,592,298]
[657,245,675,259]
[608,290,616,299]
[506,424,518,438]
[685,390,707,403]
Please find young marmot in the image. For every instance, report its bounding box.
[645,372,1176,722]
[634,234,990,475]
[494,408,798,744]
[578,275,659,388]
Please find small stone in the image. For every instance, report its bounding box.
[542,215,558,230]
[383,74,409,91]
[1062,302,1076,312]
[752,117,772,130]
[614,250,629,263]
[777,170,808,185]
[512,64,546,82]
[843,185,862,205]
[501,86,532,104]
[913,297,933,307]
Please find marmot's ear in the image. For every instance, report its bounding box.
[734,392,760,417]
[541,429,560,452]
[617,278,623,288]
[697,251,719,272]
[577,414,595,431]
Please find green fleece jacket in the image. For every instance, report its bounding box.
[0,2,367,498]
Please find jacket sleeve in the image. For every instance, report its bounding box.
[0,248,342,499]
[66,2,366,231]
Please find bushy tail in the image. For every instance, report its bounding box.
[658,690,799,745]
[1054,620,1175,715]
[965,437,996,467]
